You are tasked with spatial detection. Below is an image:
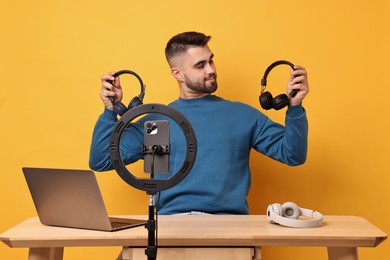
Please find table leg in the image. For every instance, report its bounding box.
[116,247,133,260]
[253,247,262,260]
[28,247,64,260]
[327,247,358,260]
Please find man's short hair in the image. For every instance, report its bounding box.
[165,31,211,65]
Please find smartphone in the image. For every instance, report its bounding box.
[143,120,170,174]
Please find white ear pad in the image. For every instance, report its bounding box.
[282,202,300,219]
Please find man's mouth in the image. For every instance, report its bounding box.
[205,75,216,81]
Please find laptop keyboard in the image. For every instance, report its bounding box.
[111,222,130,228]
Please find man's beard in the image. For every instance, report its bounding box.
[184,74,218,94]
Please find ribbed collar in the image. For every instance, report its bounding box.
[175,94,218,105]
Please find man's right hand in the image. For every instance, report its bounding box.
[100,72,123,110]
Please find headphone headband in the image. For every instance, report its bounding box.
[261,60,294,87]
[112,70,145,101]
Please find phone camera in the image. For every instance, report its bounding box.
[146,123,157,134]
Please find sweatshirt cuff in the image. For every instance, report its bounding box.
[287,103,305,118]
[100,107,118,121]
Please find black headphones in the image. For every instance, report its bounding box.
[259,60,297,110]
[107,70,146,116]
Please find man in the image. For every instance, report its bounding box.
[89,31,309,215]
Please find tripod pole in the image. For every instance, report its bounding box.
[145,194,156,260]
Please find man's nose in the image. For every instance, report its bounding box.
[205,63,215,74]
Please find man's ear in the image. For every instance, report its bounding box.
[171,67,184,82]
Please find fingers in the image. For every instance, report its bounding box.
[101,72,116,90]
[289,66,308,87]
[287,65,309,106]
[291,66,307,80]
[101,88,116,100]
[100,72,119,109]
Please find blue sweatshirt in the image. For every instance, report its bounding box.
[89,95,308,214]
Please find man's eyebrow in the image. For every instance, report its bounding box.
[193,53,214,67]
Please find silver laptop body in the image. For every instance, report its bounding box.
[22,167,146,231]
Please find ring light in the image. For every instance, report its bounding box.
[109,103,197,195]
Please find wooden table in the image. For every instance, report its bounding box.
[0,215,387,260]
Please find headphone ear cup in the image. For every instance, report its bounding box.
[272,94,290,110]
[128,96,143,110]
[259,91,273,110]
[281,202,300,219]
[113,101,128,116]
[267,203,283,223]
[273,203,283,216]
[271,94,290,110]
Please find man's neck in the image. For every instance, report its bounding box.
[179,87,209,99]
[179,92,209,99]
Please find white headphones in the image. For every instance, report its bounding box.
[267,202,323,228]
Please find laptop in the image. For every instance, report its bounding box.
[22,167,147,232]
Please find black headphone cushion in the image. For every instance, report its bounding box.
[260,91,273,110]
[272,94,289,110]
[128,96,143,110]
[114,101,128,116]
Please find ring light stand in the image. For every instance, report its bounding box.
[109,103,197,260]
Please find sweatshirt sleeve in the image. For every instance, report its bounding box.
[284,104,308,165]
[89,108,144,171]
[252,104,308,166]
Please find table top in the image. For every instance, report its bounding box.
[0,215,387,248]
